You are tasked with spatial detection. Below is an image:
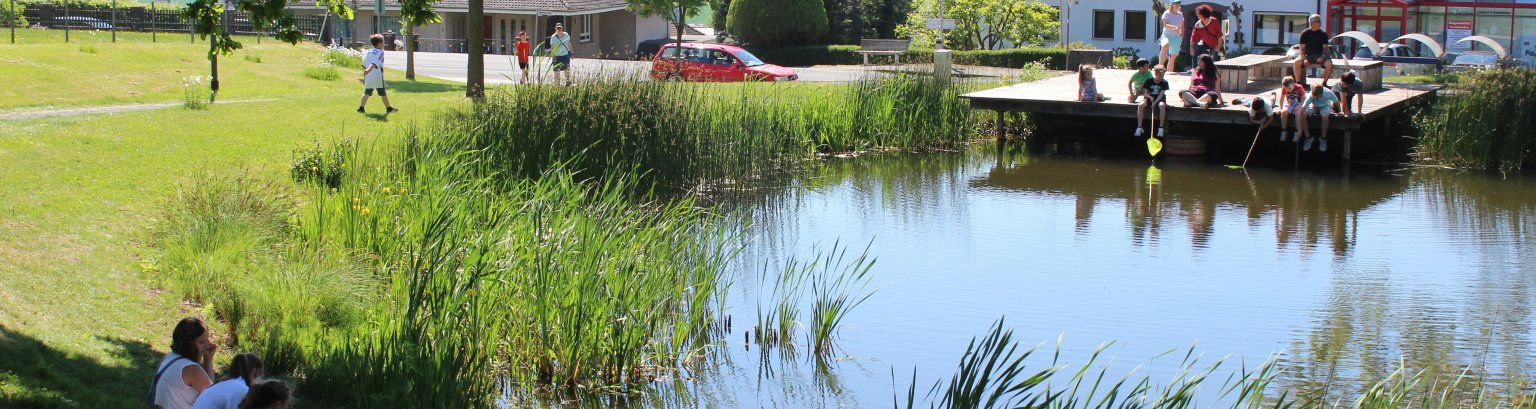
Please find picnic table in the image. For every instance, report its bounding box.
[1214,54,1286,92]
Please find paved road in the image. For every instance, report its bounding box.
[382,51,1016,85]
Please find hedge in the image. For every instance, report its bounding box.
[747,45,1066,70]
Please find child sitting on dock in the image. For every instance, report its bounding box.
[1078,65,1109,102]
[1136,65,1172,137]
[1178,54,1223,108]
[1127,59,1152,103]
[1277,76,1307,142]
[1332,70,1364,116]
[1298,84,1340,152]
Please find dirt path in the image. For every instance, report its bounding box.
[0,102,182,121]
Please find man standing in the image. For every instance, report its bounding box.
[1292,14,1333,87]
[550,23,573,85]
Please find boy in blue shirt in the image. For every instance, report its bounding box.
[1297,84,1339,152]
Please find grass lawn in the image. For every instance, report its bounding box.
[0,38,468,407]
[0,29,366,109]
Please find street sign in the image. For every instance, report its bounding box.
[925,18,956,30]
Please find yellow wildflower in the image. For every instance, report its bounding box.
[382,187,392,194]
[352,197,360,203]
[361,207,371,216]
[352,205,360,210]
[310,166,318,172]
[399,188,408,194]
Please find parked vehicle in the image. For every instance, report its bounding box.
[650,43,798,82]
[635,38,673,60]
[1353,43,1430,75]
[1448,51,1500,72]
[48,16,114,30]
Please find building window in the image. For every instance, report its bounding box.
[1094,10,1115,40]
[1254,13,1310,47]
[579,14,593,42]
[1124,10,1147,40]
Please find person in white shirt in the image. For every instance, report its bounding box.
[358,33,397,114]
[191,353,263,409]
[150,317,217,409]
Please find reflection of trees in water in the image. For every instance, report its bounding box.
[1279,170,1536,402]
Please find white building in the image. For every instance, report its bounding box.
[293,0,670,59]
[1044,0,1328,62]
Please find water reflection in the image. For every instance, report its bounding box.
[683,146,1536,407]
[975,147,1408,259]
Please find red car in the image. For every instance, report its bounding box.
[650,43,799,82]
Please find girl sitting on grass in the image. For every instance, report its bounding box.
[1078,65,1109,102]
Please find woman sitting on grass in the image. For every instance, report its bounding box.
[1179,54,1223,108]
[151,317,218,409]
[1077,65,1109,102]
[191,353,263,409]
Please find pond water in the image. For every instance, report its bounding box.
[647,145,1536,407]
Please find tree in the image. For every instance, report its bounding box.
[823,0,910,44]
[727,0,827,48]
[182,0,350,101]
[466,0,482,98]
[399,0,443,80]
[710,0,730,32]
[630,0,708,78]
[898,0,1055,50]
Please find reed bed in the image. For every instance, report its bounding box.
[752,242,876,360]
[1414,68,1536,172]
[434,74,981,193]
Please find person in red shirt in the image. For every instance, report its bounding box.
[1190,5,1223,63]
[514,31,532,84]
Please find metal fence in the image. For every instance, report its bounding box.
[8,1,327,43]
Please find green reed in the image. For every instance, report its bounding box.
[1414,68,1536,172]
[751,242,877,361]
[898,318,1536,409]
[433,74,980,193]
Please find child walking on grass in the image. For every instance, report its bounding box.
[1078,65,1108,102]
[358,34,397,114]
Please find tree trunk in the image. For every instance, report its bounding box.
[673,4,684,78]
[209,41,220,102]
[466,0,484,99]
[405,22,416,80]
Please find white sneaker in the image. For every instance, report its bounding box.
[1157,128,1165,137]
[1302,137,1314,152]
[1135,128,1145,137]
[1279,130,1288,142]
[1320,138,1328,152]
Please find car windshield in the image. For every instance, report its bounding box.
[1455,54,1497,65]
[732,50,766,67]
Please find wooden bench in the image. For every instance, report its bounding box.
[1213,54,1286,92]
[858,39,910,65]
[1283,58,1384,91]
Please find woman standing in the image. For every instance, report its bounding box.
[151,317,217,409]
[1158,0,1183,71]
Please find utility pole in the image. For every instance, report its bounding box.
[937,0,945,49]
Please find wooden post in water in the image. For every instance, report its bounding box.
[995,110,1006,143]
[1342,130,1352,163]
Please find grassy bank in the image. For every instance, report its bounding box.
[1413,68,1536,172]
[0,31,364,109]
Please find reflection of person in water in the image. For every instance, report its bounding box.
[1185,199,1216,249]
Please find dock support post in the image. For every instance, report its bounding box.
[1343,130,1352,163]
[995,110,1006,143]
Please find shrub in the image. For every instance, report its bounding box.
[320,48,362,68]
[182,76,209,110]
[303,66,340,81]
[78,45,98,54]
[727,0,828,48]
[289,141,350,188]
[2,0,26,28]
[244,53,262,63]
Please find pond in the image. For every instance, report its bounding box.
[644,145,1536,407]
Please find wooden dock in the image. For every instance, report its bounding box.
[961,69,1441,161]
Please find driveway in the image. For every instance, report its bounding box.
[382,51,1015,84]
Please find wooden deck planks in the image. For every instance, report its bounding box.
[961,69,1438,131]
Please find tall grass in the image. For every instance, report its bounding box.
[751,243,877,361]
[434,74,981,193]
[897,319,1536,409]
[1414,68,1536,172]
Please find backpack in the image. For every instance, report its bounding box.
[146,355,188,409]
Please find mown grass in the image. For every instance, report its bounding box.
[0,52,463,407]
[6,27,247,44]
[1413,68,1536,172]
[0,32,361,109]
